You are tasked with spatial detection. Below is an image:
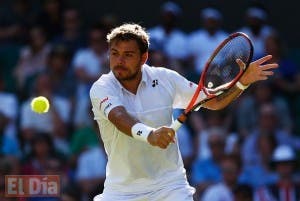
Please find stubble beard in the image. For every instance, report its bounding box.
[113,65,141,81]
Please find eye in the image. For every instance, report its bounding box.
[125,53,133,57]
[110,51,118,56]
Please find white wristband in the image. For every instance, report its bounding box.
[236,81,249,90]
[131,123,154,142]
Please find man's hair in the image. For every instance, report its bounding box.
[106,23,149,54]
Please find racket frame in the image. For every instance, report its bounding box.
[172,32,253,130]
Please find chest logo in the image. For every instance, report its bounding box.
[152,79,158,87]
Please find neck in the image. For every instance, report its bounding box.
[208,29,217,36]
[122,79,141,94]
[120,71,142,95]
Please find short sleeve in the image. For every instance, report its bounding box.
[89,80,123,120]
[165,69,206,109]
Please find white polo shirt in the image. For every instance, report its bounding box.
[90,64,203,195]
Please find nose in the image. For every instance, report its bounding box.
[117,55,125,65]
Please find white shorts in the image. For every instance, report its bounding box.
[94,185,195,201]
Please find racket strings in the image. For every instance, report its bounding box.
[204,35,252,92]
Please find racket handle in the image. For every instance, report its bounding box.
[170,119,183,131]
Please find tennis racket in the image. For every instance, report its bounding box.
[171,32,253,131]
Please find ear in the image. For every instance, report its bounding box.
[141,52,148,65]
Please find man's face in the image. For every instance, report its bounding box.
[109,39,147,81]
[221,159,239,185]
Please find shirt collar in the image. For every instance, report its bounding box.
[140,64,149,85]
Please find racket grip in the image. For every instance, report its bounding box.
[170,119,183,131]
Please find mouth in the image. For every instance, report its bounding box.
[113,66,127,73]
[113,67,129,78]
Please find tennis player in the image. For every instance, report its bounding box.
[90,23,278,201]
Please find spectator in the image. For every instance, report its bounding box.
[21,133,63,201]
[0,155,21,201]
[35,0,65,40]
[193,109,234,160]
[236,81,293,136]
[240,132,278,188]
[43,44,76,131]
[148,1,189,61]
[46,156,71,188]
[52,8,86,57]
[233,184,254,201]
[72,24,109,128]
[60,184,82,201]
[21,133,59,175]
[44,44,76,100]
[201,154,242,201]
[241,103,300,187]
[70,109,100,156]
[264,145,300,201]
[75,143,107,201]
[238,3,275,59]
[147,48,169,68]
[14,25,51,99]
[187,7,228,74]
[264,32,300,134]
[0,0,35,45]
[0,77,20,156]
[0,112,20,157]
[0,75,19,138]
[19,73,71,156]
[265,33,300,96]
[191,127,226,198]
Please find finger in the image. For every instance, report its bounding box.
[163,132,175,144]
[259,76,268,80]
[254,55,273,64]
[260,63,279,70]
[236,59,246,70]
[261,71,274,76]
[168,128,175,137]
[168,130,176,143]
[166,128,175,136]
[158,141,168,149]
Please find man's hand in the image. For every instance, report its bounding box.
[147,127,176,149]
[237,55,279,86]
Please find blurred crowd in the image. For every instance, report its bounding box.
[0,0,300,201]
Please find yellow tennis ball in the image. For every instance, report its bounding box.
[30,96,50,114]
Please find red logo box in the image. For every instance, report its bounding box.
[5,175,60,197]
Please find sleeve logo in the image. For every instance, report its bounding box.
[99,97,109,110]
[103,103,112,114]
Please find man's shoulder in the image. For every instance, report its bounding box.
[188,29,206,38]
[72,48,90,58]
[96,72,114,83]
[90,72,115,92]
[144,64,176,76]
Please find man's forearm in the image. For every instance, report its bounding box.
[108,106,139,137]
[203,85,244,110]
